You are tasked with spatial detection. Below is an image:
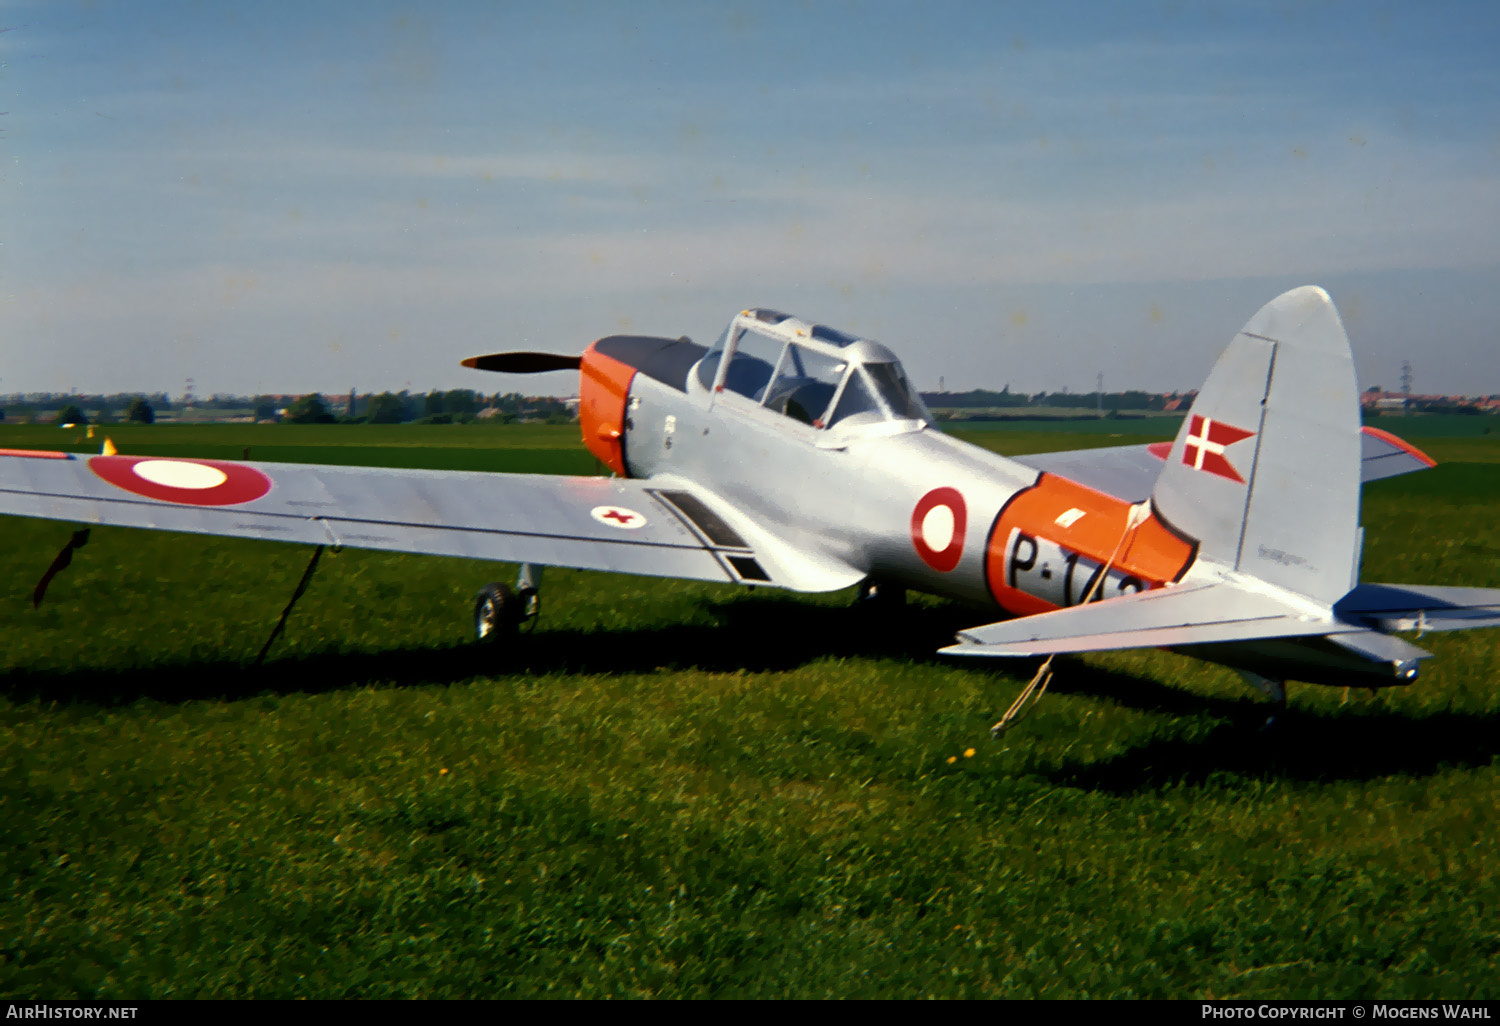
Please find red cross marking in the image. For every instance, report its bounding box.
[1182,414,1255,483]
[601,508,637,524]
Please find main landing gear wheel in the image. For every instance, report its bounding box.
[474,582,523,643]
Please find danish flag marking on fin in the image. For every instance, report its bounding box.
[1182,415,1255,483]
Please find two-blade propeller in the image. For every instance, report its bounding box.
[460,352,582,374]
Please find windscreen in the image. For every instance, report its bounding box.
[863,362,927,420]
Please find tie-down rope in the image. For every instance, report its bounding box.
[990,501,1152,738]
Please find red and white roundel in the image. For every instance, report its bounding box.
[88,455,273,506]
[910,487,967,572]
[590,505,647,529]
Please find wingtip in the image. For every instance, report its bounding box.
[938,640,1026,658]
[1360,425,1437,468]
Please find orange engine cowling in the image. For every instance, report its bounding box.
[578,340,636,476]
[985,474,1196,616]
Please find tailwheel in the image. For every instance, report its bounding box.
[1236,671,1288,731]
[474,582,524,643]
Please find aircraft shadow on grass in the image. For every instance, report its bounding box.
[8,592,1497,787]
[1023,662,1500,789]
[1038,699,1500,791]
[4,594,984,701]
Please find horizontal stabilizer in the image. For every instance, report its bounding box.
[1012,424,1435,505]
[943,582,1344,658]
[1326,630,1432,667]
[1010,444,1166,504]
[1358,426,1437,483]
[1335,583,1500,633]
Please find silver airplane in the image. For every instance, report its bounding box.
[3,286,1497,712]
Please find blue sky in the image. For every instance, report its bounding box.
[4,1,1499,398]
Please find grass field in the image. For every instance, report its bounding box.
[2,420,1498,998]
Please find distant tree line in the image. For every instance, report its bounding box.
[19,397,159,426]
[0,392,174,425]
[922,386,1171,411]
[1366,400,1489,417]
[1,389,579,426]
[9,384,1495,427]
[341,390,573,425]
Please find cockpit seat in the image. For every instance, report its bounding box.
[767,380,837,425]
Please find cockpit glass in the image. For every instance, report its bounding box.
[696,324,788,398]
[763,343,844,425]
[694,325,732,390]
[809,324,859,348]
[719,326,785,402]
[864,362,925,420]
[827,369,881,427]
[693,314,931,433]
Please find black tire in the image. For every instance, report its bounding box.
[474,582,521,643]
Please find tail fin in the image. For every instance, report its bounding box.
[1152,286,1361,605]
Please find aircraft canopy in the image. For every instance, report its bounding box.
[695,309,933,432]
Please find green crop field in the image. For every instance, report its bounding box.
[2,420,1497,998]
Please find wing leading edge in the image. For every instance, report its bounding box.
[0,450,859,593]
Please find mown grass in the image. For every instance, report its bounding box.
[2,421,1498,998]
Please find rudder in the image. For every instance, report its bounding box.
[1152,286,1361,604]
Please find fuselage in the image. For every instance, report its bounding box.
[568,318,1429,692]
[576,323,1198,621]
[547,305,1443,691]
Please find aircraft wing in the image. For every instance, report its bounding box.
[1011,425,1436,503]
[0,449,857,593]
[942,582,1352,657]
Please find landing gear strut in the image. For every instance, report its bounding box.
[473,563,542,643]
